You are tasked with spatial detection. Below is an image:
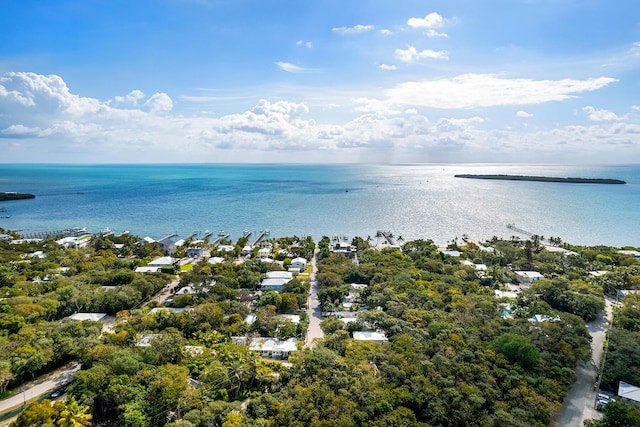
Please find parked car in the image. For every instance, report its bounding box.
[50,386,66,398]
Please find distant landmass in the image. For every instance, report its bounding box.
[0,192,35,201]
[454,174,626,184]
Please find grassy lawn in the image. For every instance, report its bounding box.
[179,264,194,271]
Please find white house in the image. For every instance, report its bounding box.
[618,250,640,259]
[217,245,235,252]
[266,271,293,280]
[56,236,89,249]
[353,331,388,343]
[232,336,298,360]
[544,246,578,256]
[176,286,197,295]
[241,245,253,256]
[135,266,161,273]
[149,256,175,267]
[261,278,288,292]
[258,248,271,258]
[279,314,300,324]
[514,271,544,284]
[442,250,462,257]
[528,314,560,323]
[208,257,225,265]
[67,313,107,322]
[291,257,307,271]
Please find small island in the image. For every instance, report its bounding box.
[454,174,626,184]
[0,192,36,201]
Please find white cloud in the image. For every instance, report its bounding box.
[516,110,533,118]
[276,62,307,73]
[632,105,640,111]
[296,40,313,48]
[1,124,42,136]
[144,93,173,113]
[1,71,635,164]
[379,64,397,71]
[395,46,449,62]
[384,74,617,109]
[114,90,145,106]
[332,24,374,35]
[352,97,401,115]
[582,106,625,121]
[407,12,448,37]
[379,29,393,36]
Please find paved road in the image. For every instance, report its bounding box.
[305,249,324,348]
[0,363,80,415]
[554,299,614,426]
[150,276,180,305]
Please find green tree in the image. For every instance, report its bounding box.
[492,333,540,369]
[585,401,640,427]
[56,396,92,427]
[10,399,57,427]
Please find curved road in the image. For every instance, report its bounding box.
[554,299,613,426]
[305,249,324,347]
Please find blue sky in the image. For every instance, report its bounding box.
[1,0,639,163]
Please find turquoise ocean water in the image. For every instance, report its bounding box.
[0,163,638,247]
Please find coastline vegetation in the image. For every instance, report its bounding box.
[0,228,639,426]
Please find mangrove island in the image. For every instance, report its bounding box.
[454,174,626,184]
[0,192,35,201]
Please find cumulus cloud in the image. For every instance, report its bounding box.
[276,62,307,73]
[384,74,617,109]
[379,29,393,36]
[332,24,374,35]
[379,64,397,71]
[1,71,636,163]
[395,46,449,62]
[407,12,448,37]
[296,40,313,48]
[516,110,533,118]
[582,106,625,121]
[114,90,145,106]
[144,93,173,113]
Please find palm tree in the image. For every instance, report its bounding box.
[56,397,92,427]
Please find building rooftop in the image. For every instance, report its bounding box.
[67,313,108,322]
[353,331,387,342]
